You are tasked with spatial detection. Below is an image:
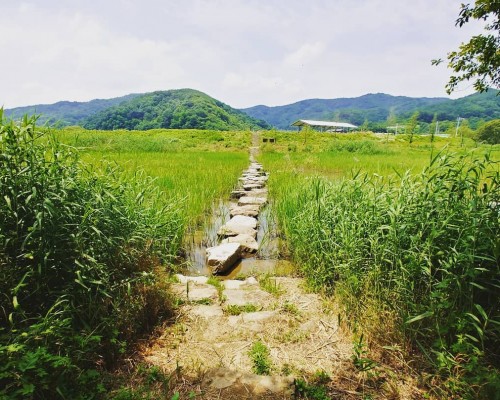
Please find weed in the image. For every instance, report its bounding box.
[352,334,378,372]
[223,304,258,315]
[281,301,301,317]
[206,276,225,302]
[259,274,284,297]
[249,340,273,375]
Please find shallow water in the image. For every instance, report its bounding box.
[182,198,283,278]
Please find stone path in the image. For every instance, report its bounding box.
[143,274,352,398]
[140,133,421,399]
[207,159,269,275]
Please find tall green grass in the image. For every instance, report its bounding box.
[56,127,250,228]
[267,150,499,398]
[0,114,184,399]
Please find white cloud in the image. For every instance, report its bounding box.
[0,0,488,109]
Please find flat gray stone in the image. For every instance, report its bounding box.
[238,196,267,206]
[243,183,263,190]
[175,274,209,284]
[230,204,260,217]
[218,215,258,237]
[206,242,242,274]
[221,233,259,253]
[172,283,218,301]
[205,368,293,396]
[230,190,247,199]
[190,305,224,318]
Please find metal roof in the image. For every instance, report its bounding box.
[291,119,358,129]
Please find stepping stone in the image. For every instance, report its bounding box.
[206,242,242,274]
[230,190,247,199]
[190,305,224,318]
[218,215,258,237]
[172,283,218,302]
[205,368,294,396]
[175,274,209,284]
[230,204,260,217]
[238,196,267,206]
[243,183,263,190]
[222,233,259,253]
[246,189,268,198]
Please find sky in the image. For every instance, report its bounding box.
[0,0,487,109]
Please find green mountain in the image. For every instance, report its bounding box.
[241,91,500,129]
[4,94,140,126]
[82,89,269,131]
[417,90,500,123]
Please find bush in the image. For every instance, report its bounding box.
[0,113,184,399]
[477,119,500,144]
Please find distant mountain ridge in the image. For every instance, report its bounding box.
[4,94,140,126]
[5,89,269,131]
[241,91,500,130]
[4,89,499,131]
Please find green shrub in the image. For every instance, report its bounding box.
[477,119,500,144]
[0,112,183,399]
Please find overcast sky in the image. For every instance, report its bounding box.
[0,0,486,109]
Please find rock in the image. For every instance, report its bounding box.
[223,279,247,290]
[222,233,259,253]
[206,242,242,274]
[218,215,258,237]
[246,189,268,198]
[243,183,263,190]
[230,190,247,199]
[245,276,258,285]
[175,274,209,284]
[205,368,294,396]
[172,283,218,301]
[190,305,224,318]
[230,204,260,217]
[238,196,267,206]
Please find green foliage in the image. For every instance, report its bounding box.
[82,89,269,131]
[477,119,500,144]
[406,111,420,143]
[258,274,284,296]
[223,304,258,315]
[4,94,139,126]
[242,91,500,130]
[248,340,272,375]
[0,113,183,399]
[437,1,500,93]
[270,152,500,397]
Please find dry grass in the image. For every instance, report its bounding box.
[130,277,425,399]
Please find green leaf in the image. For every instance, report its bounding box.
[405,311,434,324]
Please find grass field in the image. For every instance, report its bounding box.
[3,121,498,399]
[55,127,251,227]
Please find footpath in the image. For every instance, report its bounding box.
[140,135,419,399]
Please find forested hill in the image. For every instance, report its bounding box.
[82,89,270,131]
[241,91,500,129]
[4,94,140,126]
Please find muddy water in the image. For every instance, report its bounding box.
[182,198,284,278]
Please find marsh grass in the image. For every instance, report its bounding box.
[0,114,183,398]
[268,150,499,397]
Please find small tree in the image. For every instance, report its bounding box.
[477,119,500,144]
[406,111,420,144]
